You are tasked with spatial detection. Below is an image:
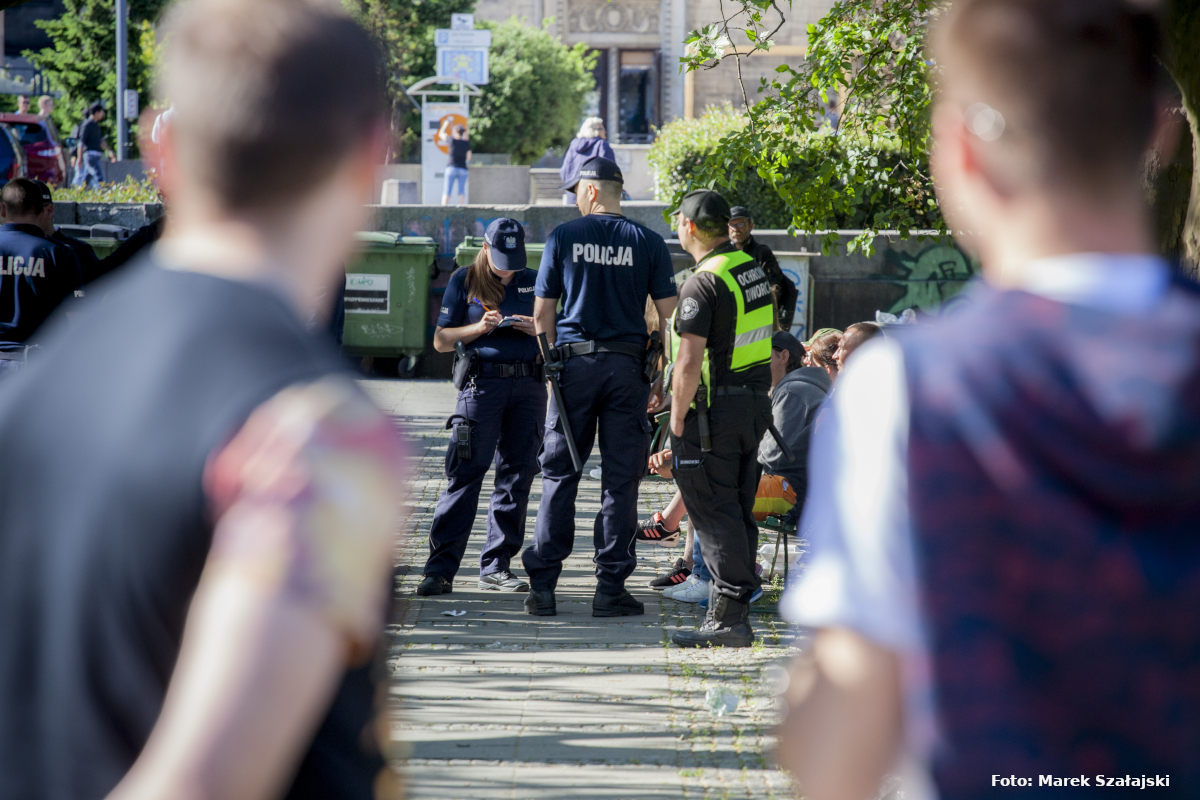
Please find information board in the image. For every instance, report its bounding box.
[436,48,489,85]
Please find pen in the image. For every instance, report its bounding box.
[472,298,490,312]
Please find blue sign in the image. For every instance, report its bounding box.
[437,48,489,85]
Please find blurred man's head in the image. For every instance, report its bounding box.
[1,179,46,225]
[728,206,754,247]
[87,103,106,122]
[16,96,29,114]
[157,0,384,225]
[452,125,467,139]
[929,0,1166,271]
[38,96,53,117]
[834,322,882,370]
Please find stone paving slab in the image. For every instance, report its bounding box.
[366,379,802,800]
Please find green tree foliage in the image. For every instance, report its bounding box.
[468,18,596,164]
[342,0,473,160]
[677,0,941,253]
[28,0,167,154]
[647,104,790,227]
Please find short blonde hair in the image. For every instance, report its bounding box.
[576,116,605,139]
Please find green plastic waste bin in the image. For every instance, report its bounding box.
[341,232,437,365]
[86,238,122,260]
[454,236,546,268]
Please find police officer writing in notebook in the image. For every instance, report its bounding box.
[418,219,545,596]
[523,156,679,617]
[668,190,775,648]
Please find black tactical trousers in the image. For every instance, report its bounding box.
[671,394,771,602]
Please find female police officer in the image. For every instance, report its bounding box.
[417,219,546,595]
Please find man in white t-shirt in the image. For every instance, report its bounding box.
[775,2,1200,799]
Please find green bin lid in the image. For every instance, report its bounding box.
[354,232,437,250]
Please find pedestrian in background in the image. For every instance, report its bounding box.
[15,95,29,115]
[778,1,1200,798]
[442,124,470,205]
[728,206,798,331]
[418,218,544,597]
[32,180,98,281]
[560,116,615,205]
[523,155,678,618]
[0,1,409,797]
[72,103,113,188]
[832,321,881,371]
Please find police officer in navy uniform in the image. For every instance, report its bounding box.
[0,178,82,379]
[523,156,679,617]
[418,219,546,596]
[32,181,100,282]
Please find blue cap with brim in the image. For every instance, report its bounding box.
[484,218,527,271]
[560,156,624,193]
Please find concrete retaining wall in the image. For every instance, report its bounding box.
[52,202,164,228]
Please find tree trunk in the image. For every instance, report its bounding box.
[1159,0,1200,279]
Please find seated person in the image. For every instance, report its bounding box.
[834,321,881,371]
[641,331,834,599]
[803,328,842,381]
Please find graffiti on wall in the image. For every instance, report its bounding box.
[876,243,979,315]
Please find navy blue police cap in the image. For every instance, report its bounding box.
[484,218,527,271]
[560,156,624,193]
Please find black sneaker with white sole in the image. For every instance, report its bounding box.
[649,558,691,590]
[636,512,681,547]
[416,574,453,596]
[478,570,530,592]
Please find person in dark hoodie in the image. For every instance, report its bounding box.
[559,117,615,205]
[755,331,831,522]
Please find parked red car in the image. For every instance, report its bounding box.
[0,124,27,183]
[0,113,65,185]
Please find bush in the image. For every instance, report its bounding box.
[470,19,596,164]
[647,105,791,228]
[53,177,160,203]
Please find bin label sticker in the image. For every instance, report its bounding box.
[345,273,390,314]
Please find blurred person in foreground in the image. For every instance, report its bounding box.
[0,2,409,800]
[777,2,1200,799]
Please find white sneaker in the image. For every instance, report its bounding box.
[661,574,692,600]
[666,575,710,603]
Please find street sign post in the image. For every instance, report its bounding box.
[451,13,474,29]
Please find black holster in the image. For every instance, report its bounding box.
[452,341,480,390]
[643,331,662,383]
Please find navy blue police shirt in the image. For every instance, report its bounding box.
[536,213,677,345]
[438,266,539,362]
[0,222,83,351]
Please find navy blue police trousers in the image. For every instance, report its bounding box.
[523,352,651,592]
[424,373,547,580]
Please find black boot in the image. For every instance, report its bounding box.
[524,589,557,616]
[671,585,754,648]
[592,587,644,617]
[416,574,453,596]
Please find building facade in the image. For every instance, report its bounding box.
[474,0,835,141]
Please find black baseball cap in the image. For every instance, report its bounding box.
[771,331,805,365]
[729,206,752,221]
[483,218,527,271]
[671,189,732,226]
[560,156,624,193]
[33,180,52,205]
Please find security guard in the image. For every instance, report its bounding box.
[419,219,545,595]
[523,156,679,617]
[728,206,797,330]
[33,181,99,282]
[0,178,82,378]
[667,189,774,648]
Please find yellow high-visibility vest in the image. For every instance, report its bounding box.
[669,248,774,405]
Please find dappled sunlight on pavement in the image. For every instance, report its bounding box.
[362,379,802,800]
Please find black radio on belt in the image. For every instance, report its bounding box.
[445,413,472,461]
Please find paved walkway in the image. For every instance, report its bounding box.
[363,380,801,800]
